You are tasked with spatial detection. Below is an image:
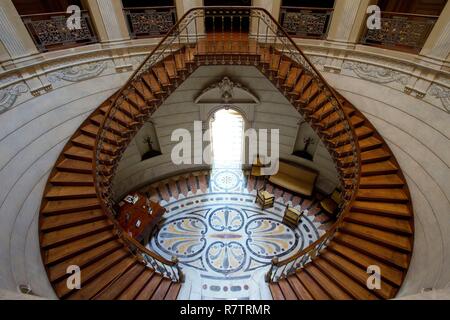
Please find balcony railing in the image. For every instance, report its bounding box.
[360,11,438,53]
[22,11,98,52]
[123,6,177,39]
[279,6,334,39]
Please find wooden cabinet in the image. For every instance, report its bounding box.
[117,192,166,245]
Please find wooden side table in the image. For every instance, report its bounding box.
[255,188,275,209]
[283,205,303,228]
[117,192,166,245]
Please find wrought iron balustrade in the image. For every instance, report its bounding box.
[123,6,177,39]
[279,6,334,39]
[22,11,98,52]
[361,11,438,53]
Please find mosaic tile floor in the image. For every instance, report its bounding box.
[141,169,333,300]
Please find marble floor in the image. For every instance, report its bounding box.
[141,168,332,300]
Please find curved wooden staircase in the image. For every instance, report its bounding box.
[38,8,413,300]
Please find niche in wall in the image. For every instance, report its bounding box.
[292,120,319,161]
[135,122,162,161]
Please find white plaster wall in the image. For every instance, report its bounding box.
[0,64,132,298]
[324,73,450,295]
[113,65,340,197]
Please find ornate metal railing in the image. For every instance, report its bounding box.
[361,11,438,53]
[279,6,334,39]
[123,6,177,39]
[21,11,98,52]
[120,230,183,282]
[93,6,361,284]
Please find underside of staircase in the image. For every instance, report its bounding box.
[38,30,413,299]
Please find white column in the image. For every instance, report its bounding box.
[84,0,130,43]
[175,0,204,38]
[420,1,450,62]
[327,0,375,45]
[0,0,38,61]
[253,0,281,21]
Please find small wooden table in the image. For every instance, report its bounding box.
[117,192,166,245]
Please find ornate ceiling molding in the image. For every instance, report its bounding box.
[195,76,259,105]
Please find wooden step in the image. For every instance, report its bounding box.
[286,273,313,300]
[41,219,113,248]
[81,123,124,146]
[276,60,292,80]
[359,174,404,188]
[142,72,165,95]
[150,278,173,300]
[152,66,171,87]
[72,134,118,155]
[55,248,130,298]
[362,161,398,176]
[282,67,301,89]
[132,79,158,102]
[118,270,155,300]
[355,126,373,139]
[327,242,404,287]
[305,264,352,300]
[356,188,408,203]
[277,279,298,300]
[351,201,411,218]
[90,114,129,136]
[136,273,164,300]
[361,148,391,164]
[163,60,179,79]
[295,271,331,300]
[68,256,136,300]
[269,283,285,300]
[41,209,105,232]
[64,146,92,162]
[359,136,383,152]
[320,251,397,299]
[50,172,93,186]
[314,259,378,300]
[345,212,413,234]
[45,186,97,200]
[42,198,101,215]
[43,230,117,265]
[341,222,412,252]
[47,239,122,282]
[290,74,313,96]
[56,158,92,174]
[164,283,182,300]
[333,233,409,269]
[94,263,146,300]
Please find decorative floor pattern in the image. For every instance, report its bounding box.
[140,169,333,299]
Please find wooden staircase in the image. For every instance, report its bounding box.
[38,8,413,301]
[265,53,413,300]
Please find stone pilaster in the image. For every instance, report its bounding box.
[0,0,38,61]
[420,1,450,62]
[84,0,130,43]
[327,0,375,45]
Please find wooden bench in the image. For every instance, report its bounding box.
[269,161,318,197]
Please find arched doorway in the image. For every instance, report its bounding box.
[210,108,245,168]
